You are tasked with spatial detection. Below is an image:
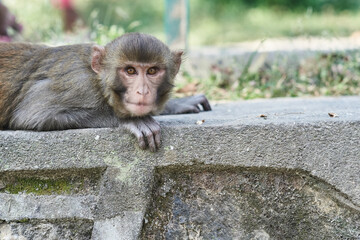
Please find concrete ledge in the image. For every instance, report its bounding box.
[1,96,360,239]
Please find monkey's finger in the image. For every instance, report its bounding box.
[134,124,155,151]
[144,119,161,151]
[138,123,156,152]
[186,106,200,113]
[134,132,147,150]
[155,131,161,149]
[188,95,211,111]
[124,124,147,149]
[152,126,161,150]
[137,135,147,150]
[146,128,161,150]
[201,101,212,111]
[146,133,157,152]
[197,95,212,111]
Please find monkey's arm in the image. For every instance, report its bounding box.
[161,94,212,115]
[10,100,160,151]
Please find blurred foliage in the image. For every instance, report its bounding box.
[3,0,360,100]
[189,1,360,45]
[80,0,164,39]
[241,0,360,12]
[4,0,360,45]
[4,0,63,42]
[206,0,360,12]
[181,52,360,100]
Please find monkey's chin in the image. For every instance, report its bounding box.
[125,103,154,117]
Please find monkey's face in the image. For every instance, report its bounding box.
[117,62,166,117]
[91,33,182,119]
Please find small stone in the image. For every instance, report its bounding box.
[196,120,205,125]
[258,114,267,119]
[0,180,5,190]
[328,112,338,118]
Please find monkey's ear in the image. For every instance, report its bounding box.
[91,45,105,74]
[172,50,183,75]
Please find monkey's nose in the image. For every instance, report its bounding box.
[136,88,150,96]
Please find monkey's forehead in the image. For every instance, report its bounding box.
[121,48,170,62]
[119,61,167,67]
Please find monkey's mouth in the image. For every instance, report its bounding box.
[127,101,152,107]
[125,101,154,116]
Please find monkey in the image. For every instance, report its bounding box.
[0,33,211,151]
[0,2,23,42]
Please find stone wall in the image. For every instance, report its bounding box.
[1,97,359,239]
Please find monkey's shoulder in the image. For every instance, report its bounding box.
[0,42,94,60]
[0,42,45,49]
[48,43,94,54]
[0,42,45,58]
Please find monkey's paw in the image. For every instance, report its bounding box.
[162,94,212,115]
[122,116,161,152]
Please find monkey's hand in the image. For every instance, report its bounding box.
[161,94,212,115]
[122,116,161,152]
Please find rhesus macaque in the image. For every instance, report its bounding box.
[0,2,23,42]
[0,33,211,151]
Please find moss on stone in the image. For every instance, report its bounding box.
[1,178,74,195]
[17,218,30,223]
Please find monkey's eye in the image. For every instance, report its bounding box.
[126,67,136,75]
[147,67,158,75]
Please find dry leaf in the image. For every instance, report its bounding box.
[328,113,338,118]
[258,114,267,119]
[176,83,198,94]
[196,119,205,125]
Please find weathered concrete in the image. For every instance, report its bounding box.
[0,96,360,239]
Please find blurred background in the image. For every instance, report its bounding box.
[3,0,360,45]
[2,0,360,100]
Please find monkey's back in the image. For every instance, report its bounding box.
[0,42,99,129]
[0,43,41,127]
